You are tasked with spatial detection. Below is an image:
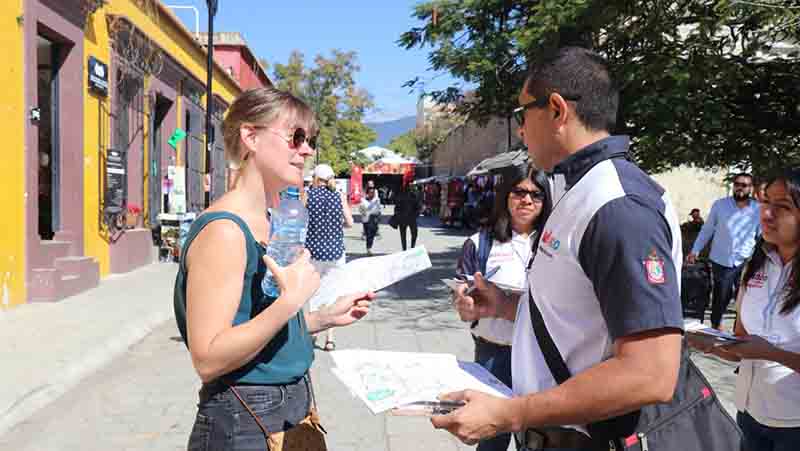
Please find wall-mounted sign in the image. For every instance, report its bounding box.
[88,56,109,96]
[167,128,187,149]
[105,148,127,213]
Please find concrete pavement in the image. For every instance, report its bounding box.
[0,208,739,450]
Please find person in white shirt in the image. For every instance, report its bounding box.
[691,170,800,451]
[359,185,382,255]
[453,165,551,451]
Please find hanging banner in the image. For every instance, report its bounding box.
[349,164,363,205]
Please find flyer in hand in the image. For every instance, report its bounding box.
[329,349,512,415]
[684,319,744,345]
[308,246,432,311]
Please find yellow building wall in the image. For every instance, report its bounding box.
[0,0,27,308]
[82,2,240,275]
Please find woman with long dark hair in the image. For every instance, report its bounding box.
[691,169,800,451]
[452,165,551,451]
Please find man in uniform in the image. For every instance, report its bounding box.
[434,47,684,450]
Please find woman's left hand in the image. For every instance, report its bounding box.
[322,292,375,328]
[718,335,778,361]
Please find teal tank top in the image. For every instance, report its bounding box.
[173,211,314,385]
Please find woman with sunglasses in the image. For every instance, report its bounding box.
[690,170,800,451]
[452,165,551,451]
[174,87,374,451]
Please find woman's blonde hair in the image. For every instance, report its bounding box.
[313,176,337,191]
[222,87,318,169]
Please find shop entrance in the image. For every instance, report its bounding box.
[148,95,172,224]
[36,35,62,240]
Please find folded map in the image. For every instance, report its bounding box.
[308,246,432,311]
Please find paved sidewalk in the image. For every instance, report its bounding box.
[0,262,179,437]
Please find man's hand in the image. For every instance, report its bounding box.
[685,253,698,264]
[430,390,511,445]
[452,273,511,322]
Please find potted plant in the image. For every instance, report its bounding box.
[125,204,142,229]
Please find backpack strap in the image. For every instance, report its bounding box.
[477,229,492,275]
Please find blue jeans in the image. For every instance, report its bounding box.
[187,378,311,451]
[473,335,512,451]
[737,411,800,451]
[710,262,743,329]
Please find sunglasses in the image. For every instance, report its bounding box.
[513,93,581,125]
[255,126,317,149]
[510,188,545,201]
[733,182,752,188]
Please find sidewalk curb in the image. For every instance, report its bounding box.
[0,306,172,437]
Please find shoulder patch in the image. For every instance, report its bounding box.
[643,249,665,284]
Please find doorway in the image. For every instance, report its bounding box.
[37,35,62,240]
[149,95,172,225]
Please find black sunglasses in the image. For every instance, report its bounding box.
[513,93,581,125]
[510,188,545,201]
[291,128,317,149]
[255,125,317,149]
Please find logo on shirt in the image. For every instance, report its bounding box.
[643,249,665,284]
[747,271,767,288]
[541,230,561,251]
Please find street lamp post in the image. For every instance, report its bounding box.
[205,0,218,200]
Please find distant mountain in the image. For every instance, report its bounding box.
[365,115,417,147]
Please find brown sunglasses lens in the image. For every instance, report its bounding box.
[292,128,307,148]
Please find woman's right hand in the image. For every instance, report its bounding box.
[263,249,320,313]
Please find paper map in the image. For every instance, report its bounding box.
[329,349,512,414]
[308,246,432,311]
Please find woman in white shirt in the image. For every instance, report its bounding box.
[693,170,800,451]
[452,166,551,451]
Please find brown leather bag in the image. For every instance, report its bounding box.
[228,376,327,451]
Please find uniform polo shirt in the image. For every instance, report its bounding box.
[511,136,684,434]
[736,245,800,427]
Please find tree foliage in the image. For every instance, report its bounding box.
[400,0,800,176]
[387,130,418,158]
[271,50,377,174]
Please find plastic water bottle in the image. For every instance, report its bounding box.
[261,187,308,297]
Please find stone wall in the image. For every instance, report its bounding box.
[431,116,521,176]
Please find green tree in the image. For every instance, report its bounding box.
[400,0,800,175]
[272,50,377,174]
[387,130,418,158]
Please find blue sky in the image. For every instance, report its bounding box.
[169,1,463,122]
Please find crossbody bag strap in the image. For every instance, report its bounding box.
[228,384,273,450]
[527,287,571,384]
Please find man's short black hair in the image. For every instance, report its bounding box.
[525,47,619,132]
[732,173,753,183]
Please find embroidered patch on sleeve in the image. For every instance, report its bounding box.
[643,249,666,284]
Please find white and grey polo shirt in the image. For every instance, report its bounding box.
[511,136,684,434]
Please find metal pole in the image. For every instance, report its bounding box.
[205,1,217,202]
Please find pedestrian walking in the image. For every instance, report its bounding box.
[393,183,421,251]
[173,87,374,451]
[439,47,687,449]
[690,170,800,451]
[452,165,550,451]
[305,163,355,352]
[686,173,761,331]
[359,184,382,255]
